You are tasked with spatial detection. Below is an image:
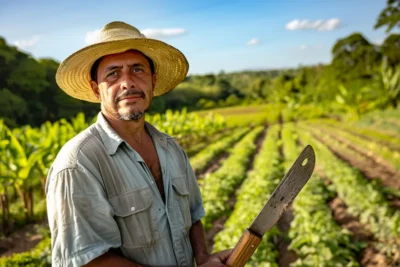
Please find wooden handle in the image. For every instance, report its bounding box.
[225,229,262,267]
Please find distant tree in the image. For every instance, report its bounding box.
[0,37,20,89]
[381,34,400,67]
[375,0,400,33]
[314,65,337,102]
[269,74,297,103]
[7,56,49,95]
[0,89,27,127]
[247,78,269,99]
[224,94,241,106]
[215,78,238,99]
[331,33,381,81]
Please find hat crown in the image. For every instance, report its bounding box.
[96,21,145,43]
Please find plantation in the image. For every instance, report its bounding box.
[1,105,400,266]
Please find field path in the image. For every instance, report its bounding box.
[0,219,47,257]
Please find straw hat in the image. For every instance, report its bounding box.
[56,21,189,103]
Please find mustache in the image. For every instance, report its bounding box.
[115,89,145,102]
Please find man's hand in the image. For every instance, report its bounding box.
[198,249,232,267]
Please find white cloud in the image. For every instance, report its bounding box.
[299,44,323,50]
[85,29,101,45]
[286,18,341,31]
[14,36,40,49]
[141,28,186,39]
[246,38,260,46]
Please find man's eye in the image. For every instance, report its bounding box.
[132,68,143,73]
[107,71,118,77]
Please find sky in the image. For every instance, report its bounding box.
[0,0,392,75]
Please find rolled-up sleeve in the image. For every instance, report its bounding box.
[182,151,205,224]
[46,164,121,267]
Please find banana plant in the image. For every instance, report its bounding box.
[380,58,400,108]
[334,84,378,120]
[3,125,49,222]
[0,120,15,234]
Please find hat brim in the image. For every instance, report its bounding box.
[56,38,189,103]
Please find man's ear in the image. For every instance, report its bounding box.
[90,81,101,101]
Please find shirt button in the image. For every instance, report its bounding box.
[130,207,136,212]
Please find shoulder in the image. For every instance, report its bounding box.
[50,124,105,175]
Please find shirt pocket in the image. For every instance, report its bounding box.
[109,187,159,248]
[172,177,192,232]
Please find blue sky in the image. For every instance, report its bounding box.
[0,0,392,74]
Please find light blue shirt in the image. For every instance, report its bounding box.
[46,112,205,267]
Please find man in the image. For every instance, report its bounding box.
[46,21,230,267]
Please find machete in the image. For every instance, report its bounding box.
[225,145,316,267]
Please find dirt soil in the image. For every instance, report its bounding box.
[276,208,297,267]
[329,197,389,267]
[277,130,298,267]
[0,219,48,257]
[197,152,229,178]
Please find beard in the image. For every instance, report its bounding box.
[114,86,153,121]
[114,88,151,121]
[118,110,146,121]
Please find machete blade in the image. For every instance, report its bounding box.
[249,145,315,237]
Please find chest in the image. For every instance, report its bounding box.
[106,139,186,196]
[134,141,161,178]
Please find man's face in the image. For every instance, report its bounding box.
[91,50,156,121]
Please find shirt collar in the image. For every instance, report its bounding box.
[95,112,167,156]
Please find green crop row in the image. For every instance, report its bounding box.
[297,123,400,261]
[213,124,282,267]
[190,127,250,174]
[302,124,400,199]
[308,122,400,171]
[282,123,360,267]
[315,119,400,151]
[185,129,232,157]
[200,126,264,230]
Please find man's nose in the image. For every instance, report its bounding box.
[120,71,136,89]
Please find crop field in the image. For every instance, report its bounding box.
[1,106,400,266]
